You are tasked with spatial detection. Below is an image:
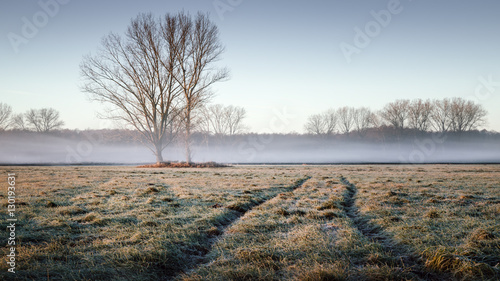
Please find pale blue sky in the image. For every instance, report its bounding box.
[1,0,499,133]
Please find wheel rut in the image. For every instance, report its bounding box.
[339,176,447,280]
[173,176,312,280]
[340,176,389,242]
[213,176,312,241]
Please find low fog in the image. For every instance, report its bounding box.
[1,131,499,165]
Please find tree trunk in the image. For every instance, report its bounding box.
[155,143,164,164]
[185,126,192,164]
[185,111,192,164]
[185,137,191,164]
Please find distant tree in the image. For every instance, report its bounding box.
[225,105,247,136]
[352,107,374,136]
[449,98,487,132]
[379,99,410,130]
[199,104,225,135]
[322,109,338,135]
[304,114,326,135]
[0,102,12,130]
[370,113,382,128]
[337,106,355,134]
[11,113,26,130]
[408,99,433,132]
[25,108,64,132]
[431,98,452,133]
[199,104,247,136]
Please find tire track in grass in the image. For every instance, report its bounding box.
[175,176,311,279]
[217,176,312,240]
[221,175,311,233]
[340,176,388,242]
[339,176,448,280]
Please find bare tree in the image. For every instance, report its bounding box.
[431,98,452,133]
[25,108,64,132]
[463,100,487,131]
[449,98,487,132]
[304,114,326,135]
[80,13,182,164]
[323,109,338,135]
[225,105,247,136]
[11,113,26,130]
[171,12,229,163]
[196,107,212,135]
[408,99,433,132]
[199,104,247,137]
[0,102,12,130]
[337,106,355,134]
[379,99,410,130]
[200,104,226,135]
[353,107,373,136]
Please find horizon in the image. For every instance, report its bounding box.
[1,0,500,133]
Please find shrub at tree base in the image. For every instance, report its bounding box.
[137,161,229,168]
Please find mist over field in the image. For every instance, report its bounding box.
[1,131,499,164]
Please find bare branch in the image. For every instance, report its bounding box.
[0,103,13,130]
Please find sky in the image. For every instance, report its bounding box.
[1,0,500,133]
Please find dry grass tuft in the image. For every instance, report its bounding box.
[141,220,159,227]
[297,263,347,281]
[58,206,87,216]
[317,196,342,210]
[319,210,341,219]
[80,212,98,222]
[469,228,495,241]
[206,226,221,236]
[46,201,58,208]
[226,200,258,213]
[145,186,160,193]
[276,207,290,216]
[387,190,397,197]
[425,209,440,219]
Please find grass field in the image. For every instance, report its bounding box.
[0,165,498,280]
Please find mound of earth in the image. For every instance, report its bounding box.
[137,161,229,168]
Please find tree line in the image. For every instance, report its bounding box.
[304,98,487,136]
[0,101,246,136]
[0,103,64,132]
